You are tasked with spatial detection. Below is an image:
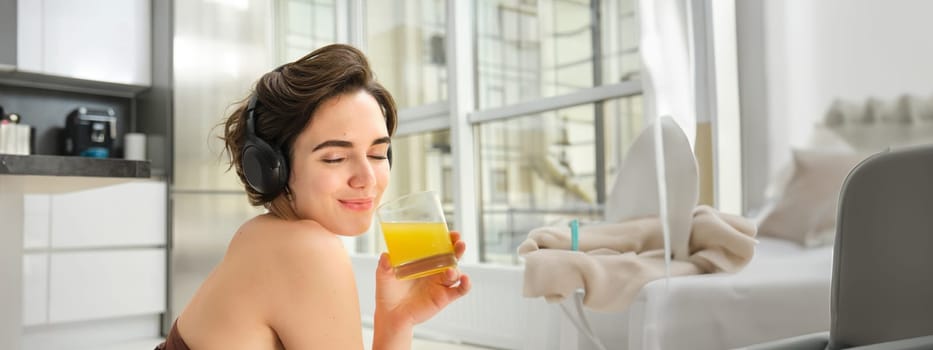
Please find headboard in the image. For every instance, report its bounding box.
[821,94,933,151]
[752,94,933,244]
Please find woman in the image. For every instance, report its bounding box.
[157,44,471,349]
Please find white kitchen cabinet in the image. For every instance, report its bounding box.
[51,181,166,248]
[13,0,41,71]
[17,180,168,328]
[48,249,165,323]
[23,194,50,250]
[3,161,166,349]
[16,0,151,86]
[22,253,49,326]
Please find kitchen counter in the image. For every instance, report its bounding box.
[0,154,149,178]
[0,154,150,193]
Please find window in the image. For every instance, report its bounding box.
[470,0,641,264]
[349,0,642,265]
[360,129,454,255]
[276,0,337,62]
[603,95,643,184]
[476,0,641,109]
[600,0,641,84]
[476,96,642,264]
[365,0,448,109]
[383,130,453,211]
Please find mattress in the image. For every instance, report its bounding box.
[623,237,834,350]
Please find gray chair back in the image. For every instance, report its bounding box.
[830,144,933,348]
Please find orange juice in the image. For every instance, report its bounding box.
[381,221,456,280]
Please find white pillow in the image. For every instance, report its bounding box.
[757,150,868,247]
[762,125,854,203]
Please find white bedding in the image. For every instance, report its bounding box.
[624,237,833,350]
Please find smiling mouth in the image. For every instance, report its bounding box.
[339,199,374,211]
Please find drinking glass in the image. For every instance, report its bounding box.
[377,191,457,280]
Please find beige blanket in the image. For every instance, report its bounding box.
[518,205,757,312]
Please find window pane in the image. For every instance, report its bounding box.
[476,0,640,109]
[383,130,453,216]
[603,95,643,188]
[477,96,642,265]
[356,130,454,255]
[476,0,594,109]
[277,0,337,62]
[366,0,448,109]
[601,0,641,83]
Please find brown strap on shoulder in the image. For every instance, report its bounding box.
[154,321,190,350]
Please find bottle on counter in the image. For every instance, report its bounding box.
[0,111,33,155]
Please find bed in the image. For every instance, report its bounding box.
[626,237,833,349]
[557,237,834,350]
[556,94,933,350]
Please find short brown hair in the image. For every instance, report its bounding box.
[222,44,397,218]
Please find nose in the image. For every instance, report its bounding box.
[348,156,376,189]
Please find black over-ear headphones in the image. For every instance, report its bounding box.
[241,94,289,199]
[240,64,394,199]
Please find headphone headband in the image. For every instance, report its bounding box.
[241,93,289,199]
[246,94,259,113]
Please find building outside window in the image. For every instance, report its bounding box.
[365,0,448,109]
[277,0,337,61]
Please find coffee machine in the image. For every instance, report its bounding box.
[63,107,117,158]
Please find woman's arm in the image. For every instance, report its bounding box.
[372,306,413,350]
[372,231,472,350]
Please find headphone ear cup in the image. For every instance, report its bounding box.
[242,138,289,197]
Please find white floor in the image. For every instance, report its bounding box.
[362,327,494,350]
[134,328,496,350]
[99,337,164,350]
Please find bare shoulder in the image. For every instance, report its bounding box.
[224,214,353,298]
[228,214,346,264]
[228,215,364,349]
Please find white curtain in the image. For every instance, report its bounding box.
[638,0,698,276]
[638,0,696,146]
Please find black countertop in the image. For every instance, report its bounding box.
[0,154,150,178]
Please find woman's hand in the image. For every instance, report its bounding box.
[374,231,471,327]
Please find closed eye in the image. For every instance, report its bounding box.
[322,158,345,164]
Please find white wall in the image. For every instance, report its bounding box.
[738,0,933,212]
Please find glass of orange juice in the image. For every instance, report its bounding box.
[377,191,457,280]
